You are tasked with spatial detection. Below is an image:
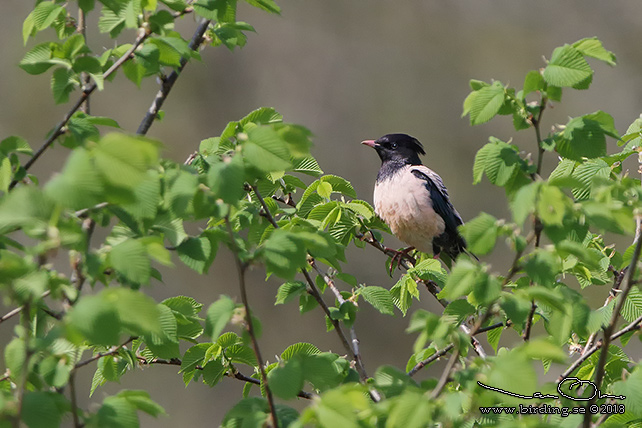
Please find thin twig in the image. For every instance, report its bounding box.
[9,30,150,190]
[308,260,381,401]
[69,371,81,428]
[74,337,135,370]
[531,95,547,176]
[430,348,460,399]
[522,301,537,341]
[408,344,454,377]
[356,231,487,357]
[77,7,90,115]
[136,19,211,135]
[0,290,51,325]
[224,217,279,428]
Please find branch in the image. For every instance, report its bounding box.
[74,337,135,370]
[224,217,279,428]
[430,348,460,399]
[308,260,381,402]
[522,301,537,341]
[408,344,454,377]
[584,228,642,427]
[0,290,51,325]
[9,30,150,191]
[136,19,211,136]
[531,95,547,176]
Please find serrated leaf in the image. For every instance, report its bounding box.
[51,67,77,104]
[110,238,151,284]
[22,392,62,428]
[243,126,292,173]
[621,286,642,323]
[467,81,505,125]
[571,159,610,201]
[460,212,498,255]
[359,286,394,315]
[543,45,593,88]
[281,342,321,360]
[573,37,616,66]
[523,70,546,96]
[177,236,212,274]
[275,281,307,305]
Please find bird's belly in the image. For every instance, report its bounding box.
[374,175,445,253]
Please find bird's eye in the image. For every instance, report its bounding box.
[390,142,398,149]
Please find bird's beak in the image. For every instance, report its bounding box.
[361,140,376,148]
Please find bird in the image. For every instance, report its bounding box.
[362,133,474,266]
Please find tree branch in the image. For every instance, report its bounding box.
[74,336,135,370]
[0,290,51,325]
[430,348,460,399]
[9,30,150,190]
[308,260,381,401]
[136,19,211,136]
[583,226,642,427]
[224,217,279,428]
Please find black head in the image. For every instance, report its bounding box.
[362,133,425,166]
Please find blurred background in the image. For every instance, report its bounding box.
[2,0,642,426]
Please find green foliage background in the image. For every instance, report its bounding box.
[2,1,642,427]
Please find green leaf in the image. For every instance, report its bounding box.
[51,67,77,104]
[358,286,394,315]
[110,238,151,285]
[94,133,160,189]
[226,344,258,367]
[0,136,32,156]
[621,286,642,323]
[261,230,307,280]
[390,275,419,316]
[116,390,165,418]
[573,37,616,66]
[466,81,505,125]
[268,358,304,399]
[177,236,213,274]
[207,156,246,204]
[438,259,478,301]
[32,1,65,31]
[293,156,323,176]
[523,250,560,286]
[460,212,498,255]
[96,396,139,428]
[523,70,546,96]
[202,359,226,386]
[442,300,475,325]
[373,365,417,398]
[22,392,63,428]
[205,295,236,338]
[472,139,524,187]
[281,342,321,360]
[543,44,593,88]
[537,185,568,226]
[20,43,59,75]
[67,294,121,346]
[275,281,307,305]
[510,181,541,226]
[243,0,280,14]
[571,159,610,201]
[242,126,292,173]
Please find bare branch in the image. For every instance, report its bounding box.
[136,19,211,136]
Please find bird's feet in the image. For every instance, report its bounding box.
[385,246,416,275]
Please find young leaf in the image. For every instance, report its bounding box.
[543,45,593,88]
[204,295,236,339]
[358,286,395,316]
[466,81,505,125]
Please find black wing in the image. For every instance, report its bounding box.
[411,167,468,258]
